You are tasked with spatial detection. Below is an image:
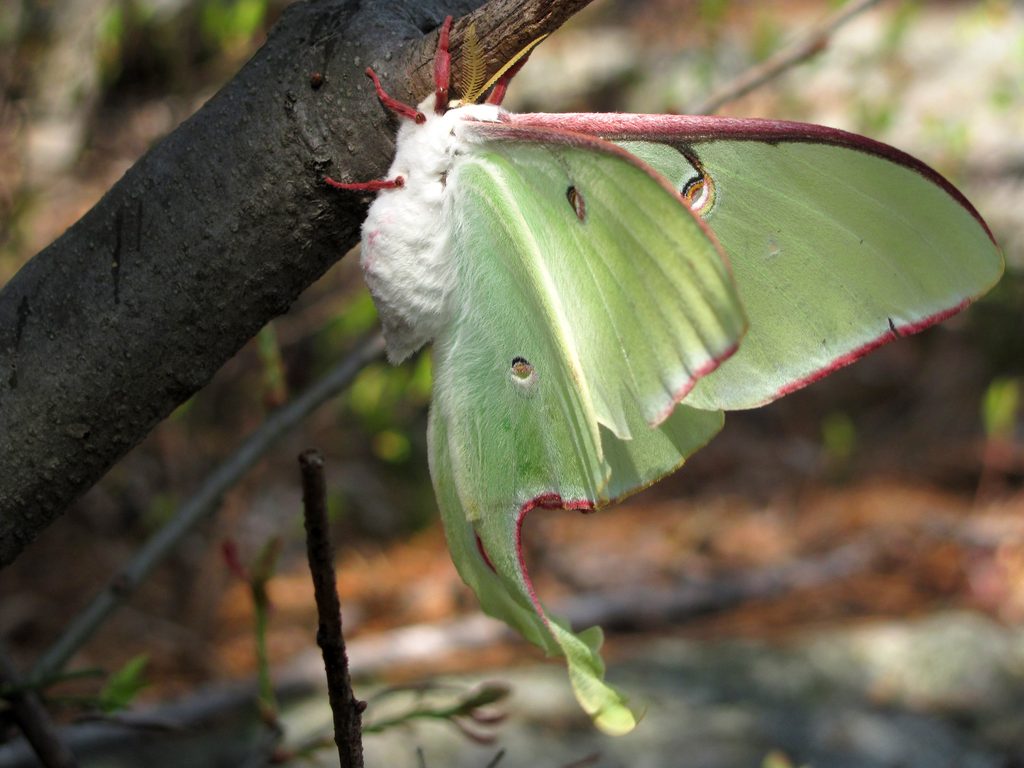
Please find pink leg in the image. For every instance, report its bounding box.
[486,55,531,106]
[324,175,405,192]
[433,16,453,114]
[326,21,453,192]
[364,67,425,123]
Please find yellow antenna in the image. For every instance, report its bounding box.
[456,25,486,104]
[461,32,548,104]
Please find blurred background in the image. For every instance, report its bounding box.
[1,1,1022,766]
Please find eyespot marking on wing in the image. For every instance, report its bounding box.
[510,356,538,392]
[681,171,715,217]
[566,186,586,222]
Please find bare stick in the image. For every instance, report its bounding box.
[0,644,79,768]
[32,333,386,684]
[691,0,887,115]
[299,450,363,768]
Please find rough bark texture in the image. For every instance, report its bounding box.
[0,0,592,568]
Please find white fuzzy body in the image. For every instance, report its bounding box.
[360,97,506,362]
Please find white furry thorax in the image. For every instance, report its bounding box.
[360,97,505,362]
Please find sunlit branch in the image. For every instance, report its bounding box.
[691,0,887,115]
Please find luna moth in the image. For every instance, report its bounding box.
[328,17,1004,734]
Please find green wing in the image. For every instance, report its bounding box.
[428,128,743,733]
[611,126,1003,409]
[439,113,1004,732]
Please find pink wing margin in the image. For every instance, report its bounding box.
[509,112,997,242]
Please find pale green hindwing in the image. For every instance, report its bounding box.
[616,138,1004,410]
[426,134,738,734]
[429,405,639,735]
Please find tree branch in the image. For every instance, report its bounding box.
[405,0,596,102]
[0,0,592,569]
[691,0,886,115]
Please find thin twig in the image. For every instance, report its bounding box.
[0,643,79,768]
[690,0,887,115]
[300,450,363,768]
[32,333,386,684]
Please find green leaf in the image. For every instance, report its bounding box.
[199,0,268,50]
[822,411,856,465]
[98,654,149,713]
[982,377,1020,441]
[372,429,411,463]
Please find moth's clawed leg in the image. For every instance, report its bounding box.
[486,55,531,106]
[364,67,425,124]
[324,175,405,192]
[434,15,453,114]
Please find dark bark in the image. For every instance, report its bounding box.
[0,0,593,568]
